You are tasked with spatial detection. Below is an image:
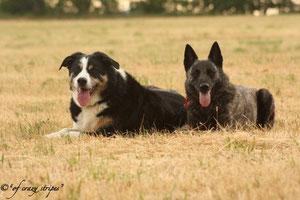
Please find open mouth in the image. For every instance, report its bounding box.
[77,85,98,107]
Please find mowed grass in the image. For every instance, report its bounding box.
[0,15,300,200]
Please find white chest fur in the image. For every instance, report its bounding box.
[74,103,108,132]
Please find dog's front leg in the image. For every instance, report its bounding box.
[215,108,234,129]
[45,128,81,138]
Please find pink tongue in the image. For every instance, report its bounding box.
[78,88,90,107]
[199,91,211,107]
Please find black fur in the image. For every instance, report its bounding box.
[256,89,275,128]
[94,78,186,133]
[184,42,275,130]
[70,98,81,123]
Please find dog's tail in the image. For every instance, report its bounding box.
[256,89,275,128]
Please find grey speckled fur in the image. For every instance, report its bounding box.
[184,42,275,130]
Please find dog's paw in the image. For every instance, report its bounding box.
[45,132,61,138]
[45,128,81,138]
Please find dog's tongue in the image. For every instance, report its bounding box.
[199,91,211,107]
[78,88,90,107]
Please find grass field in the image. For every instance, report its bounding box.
[0,15,300,200]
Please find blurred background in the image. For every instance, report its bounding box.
[0,0,300,17]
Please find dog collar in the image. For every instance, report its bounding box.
[184,98,190,109]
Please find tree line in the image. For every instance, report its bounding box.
[0,0,298,16]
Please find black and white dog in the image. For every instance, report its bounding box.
[46,52,186,138]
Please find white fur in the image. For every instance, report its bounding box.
[116,68,127,80]
[74,103,108,132]
[74,57,93,89]
[72,90,79,107]
[45,103,108,138]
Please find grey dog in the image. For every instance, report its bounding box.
[184,42,275,130]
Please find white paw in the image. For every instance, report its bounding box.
[45,132,62,138]
[45,128,81,138]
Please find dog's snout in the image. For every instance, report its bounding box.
[77,78,87,87]
[199,83,210,93]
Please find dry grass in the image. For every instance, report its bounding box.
[0,15,300,200]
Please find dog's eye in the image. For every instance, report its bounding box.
[72,65,81,74]
[192,69,200,79]
[207,69,215,77]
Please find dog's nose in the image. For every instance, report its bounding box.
[77,78,87,87]
[199,83,210,93]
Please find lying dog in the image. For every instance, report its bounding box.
[46,52,186,138]
[184,42,275,130]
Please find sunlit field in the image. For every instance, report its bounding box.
[0,15,299,199]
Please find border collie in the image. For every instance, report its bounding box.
[46,52,186,138]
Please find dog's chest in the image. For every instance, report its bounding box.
[74,103,107,132]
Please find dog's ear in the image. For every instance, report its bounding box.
[184,44,198,72]
[208,41,223,68]
[93,52,120,69]
[59,52,84,70]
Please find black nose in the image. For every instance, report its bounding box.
[199,83,209,93]
[77,78,87,87]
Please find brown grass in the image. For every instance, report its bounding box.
[0,15,300,200]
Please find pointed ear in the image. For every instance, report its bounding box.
[184,44,198,72]
[93,52,120,69]
[59,52,84,70]
[208,41,223,68]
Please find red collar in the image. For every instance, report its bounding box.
[184,98,190,109]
